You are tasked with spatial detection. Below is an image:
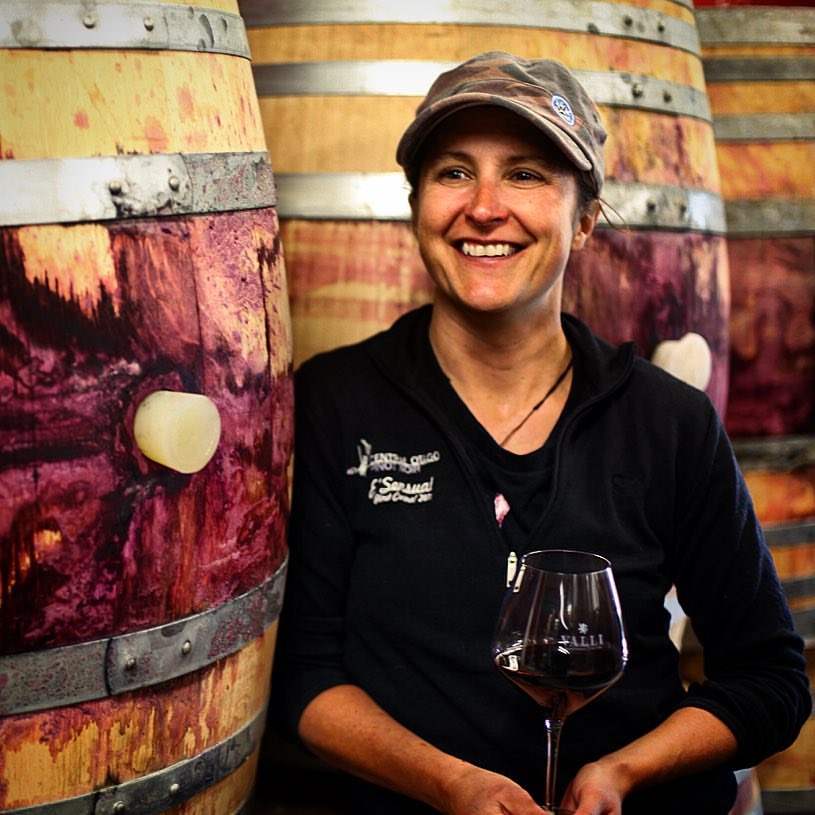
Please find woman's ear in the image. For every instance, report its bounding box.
[571,200,600,251]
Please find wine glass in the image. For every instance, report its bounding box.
[492,549,628,813]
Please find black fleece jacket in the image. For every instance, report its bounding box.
[273,305,811,814]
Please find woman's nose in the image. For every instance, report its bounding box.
[465,178,508,224]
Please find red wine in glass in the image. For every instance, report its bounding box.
[492,549,628,810]
[495,639,624,720]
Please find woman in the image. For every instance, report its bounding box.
[272,52,811,814]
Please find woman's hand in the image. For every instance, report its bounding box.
[299,685,546,815]
[559,760,626,815]
[560,706,740,815]
[441,763,545,815]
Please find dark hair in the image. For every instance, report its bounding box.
[575,171,598,217]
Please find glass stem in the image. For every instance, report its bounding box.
[544,719,564,810]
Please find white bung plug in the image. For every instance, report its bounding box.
[133,390,221,474]
[651,333,713,392]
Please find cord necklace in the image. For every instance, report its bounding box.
[499,357,573,447]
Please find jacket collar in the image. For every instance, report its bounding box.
[365,304,636,403]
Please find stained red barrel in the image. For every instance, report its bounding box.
[695,5,815,436]
[241,0,731,414]
[692,8,815,809]
[0,0,293,811]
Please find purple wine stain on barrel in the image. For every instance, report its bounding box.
[0,211,293,655]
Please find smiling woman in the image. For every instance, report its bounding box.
[409,107,597,337]
[269,50,810,815]
[393,63,605,450]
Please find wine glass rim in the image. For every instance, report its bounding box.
[521,548,611,574]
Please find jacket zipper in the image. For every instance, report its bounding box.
[506,550,519,588]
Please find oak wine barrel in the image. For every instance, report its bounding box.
[695,5,815,436]
[0,1,293,812]
[240,0,731,415]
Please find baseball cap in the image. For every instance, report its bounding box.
[396,51,607,195]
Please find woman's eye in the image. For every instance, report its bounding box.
[438,167,469,182]
[510,169,544,183]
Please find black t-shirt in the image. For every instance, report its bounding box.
[421,333,580,558]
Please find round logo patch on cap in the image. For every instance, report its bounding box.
[551,95,576,126]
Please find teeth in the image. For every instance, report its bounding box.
[461,242,516,258]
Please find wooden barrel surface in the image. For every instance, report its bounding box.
[695,6,815,437]
[0,1,293,812]
[733,436,815,814]
[240,0,731,415]
[755,647,815,815]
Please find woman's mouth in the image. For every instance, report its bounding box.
[459,241,519,258]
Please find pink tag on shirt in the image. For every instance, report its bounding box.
[494,493,511,527]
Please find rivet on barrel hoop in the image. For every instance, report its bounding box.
[0,152,277,227]
[0,562,287,716]
[181,640,192,656]
[0,2,251,57]
[237,1,699,53]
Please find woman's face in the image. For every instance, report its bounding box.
[411,106,597,323]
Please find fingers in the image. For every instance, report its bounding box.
[561,775,621,815]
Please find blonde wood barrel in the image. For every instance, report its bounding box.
[696,6,815,437]
[0,1,293,812]
[754,648,815,815]
[241,0,731,415]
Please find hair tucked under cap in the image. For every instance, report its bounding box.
[396,51,607,196]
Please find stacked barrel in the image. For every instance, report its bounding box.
[0,1,293,812]
[695,4,815,812]
[696,5,815,437]
[241,0,731,414]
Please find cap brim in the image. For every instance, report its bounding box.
[396,93,594,176]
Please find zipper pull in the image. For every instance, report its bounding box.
[506,550,518,588]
